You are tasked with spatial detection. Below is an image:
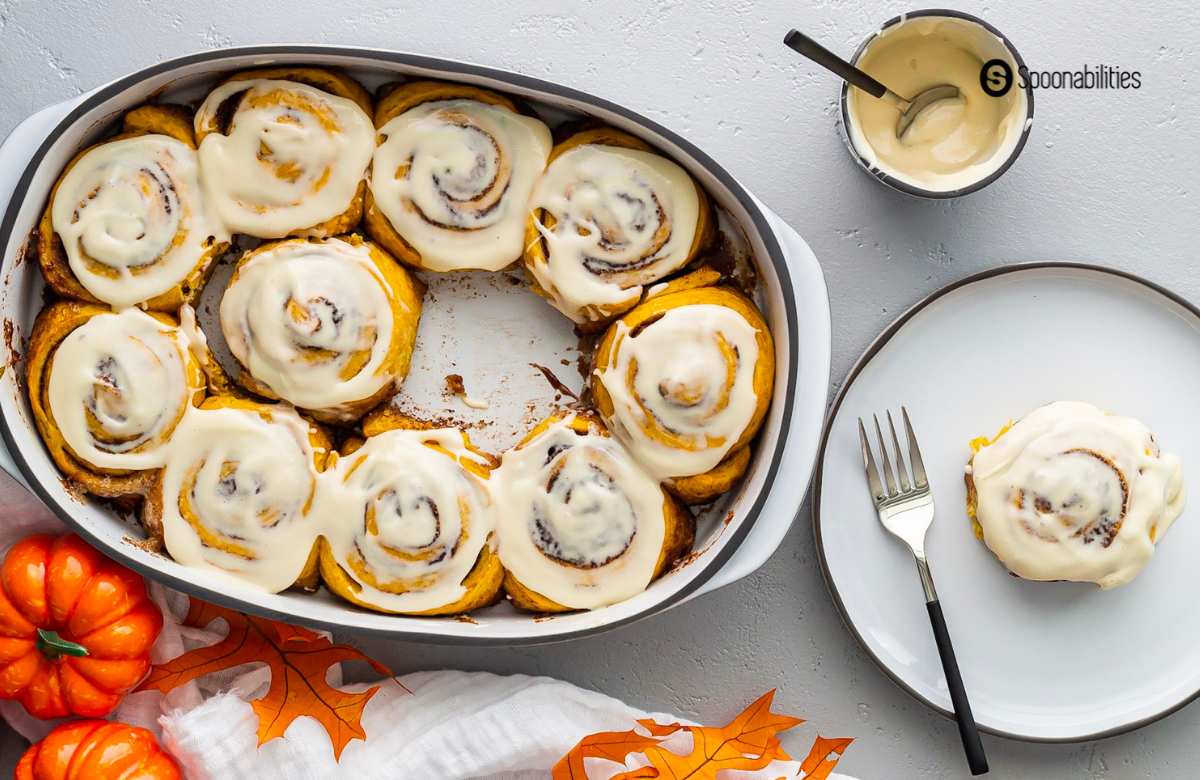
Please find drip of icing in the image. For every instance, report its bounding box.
[595,304,760,478]
[491,416,667,609]
[316,428,495,612]
[219,238,397,412]
[528,145,700,323]
[971,401,1186,588]
[51,135,228,309]
[195,79,373,237]
[158,404,322,592]
[371,99,551,271]
[46,308,201,470]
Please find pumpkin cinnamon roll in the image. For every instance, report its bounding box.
[194,68,374,238]
[37,105,229,311]
[493,412,694,612]
[365,81,552,271]
[26,302,206,499]
[219,236,423,423]
[966,401,1185,588]
[523,127,715,327]
[318,407,503,615]
[142,396,331,592]
[592,280,774,504]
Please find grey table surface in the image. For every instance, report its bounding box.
[1,1,1197,777]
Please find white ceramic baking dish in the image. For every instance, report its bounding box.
[0,46,830,644]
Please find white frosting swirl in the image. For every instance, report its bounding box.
[492,416,669,609]
[528,144,701,323]
[50,135,227,309]
[318,428,495,612]
[596,304,761,478]
[195,79,373,237]
[371,99,551,271]
[46,308,200,471]
[970,401,1186,588]
[219,238,399,413]
[158,404,323,592]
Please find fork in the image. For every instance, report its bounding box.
[859,408,988,776]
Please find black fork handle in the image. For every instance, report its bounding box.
[926,598,989,775]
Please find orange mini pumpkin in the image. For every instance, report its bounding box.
[16,719,181,780]
[0,534,163,719]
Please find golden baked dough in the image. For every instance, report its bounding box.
[140,394,332,591]
[26,301,206,500]
[37,104,229,311]
[318,405,504,616]
[523,127,715,329]
[592,281,774,504]
[496,412,694,613]
[219,235,423,424]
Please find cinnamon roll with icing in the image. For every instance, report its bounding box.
[966,401,1185,588]
[317,407,504,615]
[38,105,229,311]
[219,236,423,423]
[142,396,332,592]
[523,128,715,327]
[493,413,694,612]
[26,302,207,500]
[592,279,774,504]
[365,81,552,271]
[194,68,374,238]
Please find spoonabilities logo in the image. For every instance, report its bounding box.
[980,59,1014,96]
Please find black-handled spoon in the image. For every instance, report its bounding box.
[783,28,959,137]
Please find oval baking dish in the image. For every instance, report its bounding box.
[0,46,830,644]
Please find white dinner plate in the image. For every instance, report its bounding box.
[814,263,1200,742]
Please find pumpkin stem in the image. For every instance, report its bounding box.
[35,628,89,659]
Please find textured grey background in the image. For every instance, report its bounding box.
[2,1,1198,777]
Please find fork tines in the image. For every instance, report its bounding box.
[858,406,928,503]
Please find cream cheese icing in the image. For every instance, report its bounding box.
[594,303,761,479]
[371,98,551,271]
[50,135,228,309]
[528,145,701,323]
[195,79,374,237]
[491,416,668,609]
[969,401,1185,588]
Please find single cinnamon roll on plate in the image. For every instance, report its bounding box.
[194,67,374,239]
[965,401,1185,588]
[26,301,206,500]
[37,105,230,311]
[523,127,715,328]
[142,396,331,592]
[365,80,552,272]
[592,273,774,504]
[318,406,503,616]
[219,236,423,423]
[492,412,694,612]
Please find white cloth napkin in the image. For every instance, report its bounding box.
[0,489,855,779]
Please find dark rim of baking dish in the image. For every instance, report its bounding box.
[0,45,803,646]
[837,8,1036,200]
[812,261,1200,742]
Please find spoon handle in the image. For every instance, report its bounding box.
[783,29,888,99]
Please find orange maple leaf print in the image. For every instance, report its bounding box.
[553,689,852,779]
[138,599,395,759]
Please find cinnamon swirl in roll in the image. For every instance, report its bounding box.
[965,401,1185,588]
[142,396,331,592]
[37,105,230,311]
[219,236,423,423]
[523,127,715,327]
[317,407,503,615]
[493,412,694,612]
[592,279,774,504]
[26,302,206,500]
[194,68,374,239]
[365,81,552,271]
